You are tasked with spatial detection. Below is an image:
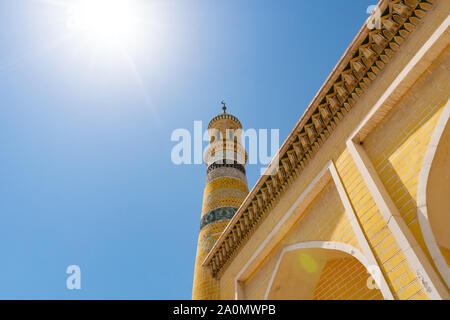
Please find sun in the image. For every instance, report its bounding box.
[67,0,139,48]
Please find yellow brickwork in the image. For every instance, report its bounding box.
[335,150,426,299]
[192,220,229,300]
[313,257,383,300]
[241,182,361,299]
[363,48,450,283]
[202,177,248,215]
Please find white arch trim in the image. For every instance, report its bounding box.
[417,98,450,288]
[263,241,390,300]
[233,161,394,300]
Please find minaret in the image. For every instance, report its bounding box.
[192,102,249,300]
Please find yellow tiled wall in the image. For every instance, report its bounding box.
[215,2,449,300]
[363,48,450,283]
[335,150,427,299]
[313,257,383,300]
[243,182,360,299]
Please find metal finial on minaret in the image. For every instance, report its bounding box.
[221,100,227,113]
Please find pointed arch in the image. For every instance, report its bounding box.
[264,241,389,300]
[417,99,450,288]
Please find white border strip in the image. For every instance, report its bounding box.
[329,161,394,299]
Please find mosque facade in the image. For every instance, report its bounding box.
[193,0,450,300]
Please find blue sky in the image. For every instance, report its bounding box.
[0,0,375,299]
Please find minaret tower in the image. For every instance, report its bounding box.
[192,102,249,300]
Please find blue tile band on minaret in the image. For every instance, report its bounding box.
[200,207,237,230]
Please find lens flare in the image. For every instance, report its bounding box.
[67,0,139,48]
[298,253,318,273]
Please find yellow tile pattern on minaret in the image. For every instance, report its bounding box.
[201,177,248,215]
[192,108,249,300]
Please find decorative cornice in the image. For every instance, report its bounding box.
[202,0,434,278]
[207,161,246,175]
[206,166,248,185]
[208,113,242,129]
